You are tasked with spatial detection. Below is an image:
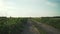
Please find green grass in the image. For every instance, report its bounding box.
[0,17,28,34]
[32,17,60,30]
[31,17,60,34]
[31,20,47,34]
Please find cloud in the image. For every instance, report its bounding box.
[0,0,5,10]
[46,0,60,8]
[46,1,58,7]
[0,0,59,17]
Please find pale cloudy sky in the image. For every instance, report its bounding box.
[0,0,60,17]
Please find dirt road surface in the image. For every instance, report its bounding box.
[31,20,60,34]
[21,19,40,34]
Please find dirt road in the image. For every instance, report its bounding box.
[31,20,60,34]
[21,19,40,34]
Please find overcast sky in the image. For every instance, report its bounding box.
[0,0,60,17]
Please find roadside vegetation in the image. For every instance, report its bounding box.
[0,17,28,34]
[0,16,60,34]
[32,20,47,34]
[32,17,60,30]
[31,17,60,34]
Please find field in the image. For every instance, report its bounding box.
[0,17,60,34]
[0,17,28,34]
[32,17,60,30]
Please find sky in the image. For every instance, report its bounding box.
[0,0,60,17]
